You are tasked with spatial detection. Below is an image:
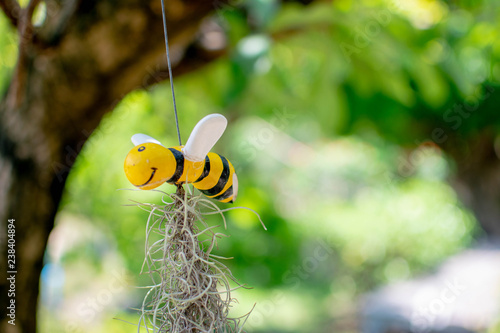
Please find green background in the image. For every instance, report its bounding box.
[1,0,499,332]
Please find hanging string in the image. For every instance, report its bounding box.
[160,0,182,146]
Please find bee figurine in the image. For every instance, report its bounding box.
[124,114,238,203]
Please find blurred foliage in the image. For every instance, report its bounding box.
[0,18,16,95]
[2,0,500,331]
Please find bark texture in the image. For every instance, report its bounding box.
[0,0,228,332]
[448,131,500,238]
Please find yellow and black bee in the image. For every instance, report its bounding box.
[124,114,238,203]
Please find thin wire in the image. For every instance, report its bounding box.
[160,0,182,146]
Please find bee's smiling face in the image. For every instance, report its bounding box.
[124,143,175,190]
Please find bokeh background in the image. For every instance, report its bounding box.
[2,0,500,332]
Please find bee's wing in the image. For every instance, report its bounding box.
[183,114,227,162]
[131,134,163,146]
[232,173,238,201]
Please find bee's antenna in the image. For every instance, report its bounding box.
[160,0,182,146]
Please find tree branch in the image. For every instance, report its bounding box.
[144,45,227,87]
[25,0,40,19]
[143,22,308,87]
[18,0,40,41]
[0,0,21,27]
[40,0,79,47]
[6,0,41,109]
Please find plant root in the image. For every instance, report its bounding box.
[136,186,252,333]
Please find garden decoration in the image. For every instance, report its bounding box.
[124,113,238,203]
[122,1,265,332]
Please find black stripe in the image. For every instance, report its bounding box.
[194,155,210,183]
[199,155,230,196]
[166,148,184,183]
[212,186,233,201]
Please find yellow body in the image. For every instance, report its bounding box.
[124,143,237,202]
[194,152,236,203]
[168,146,205,184]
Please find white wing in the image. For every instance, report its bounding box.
[131,134,163,146]
[183,114,227,162]
[232,173,238,201]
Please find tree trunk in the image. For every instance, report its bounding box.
[0,1,228,331]
[448,132,500,239]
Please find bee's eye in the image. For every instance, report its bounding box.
[138,146,146,152]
